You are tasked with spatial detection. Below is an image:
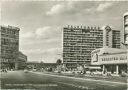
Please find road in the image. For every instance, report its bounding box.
[1,71,127,90]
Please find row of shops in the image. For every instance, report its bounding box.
[91,47,127,75]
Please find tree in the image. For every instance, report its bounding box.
[56,59,62,65]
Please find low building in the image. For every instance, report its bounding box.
[15,51,27,70]
[91,47,127,75]
[41,63,58,69]
[26,61,41,69]
[26,62,58,71]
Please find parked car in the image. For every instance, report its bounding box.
[1,69,7,73]
[93,71,102,75]
[32,68,37,72]
[120,72,128,77]
[86,71,91,74]
[24,69,28,73]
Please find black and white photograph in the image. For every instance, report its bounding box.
[0,0,128,90]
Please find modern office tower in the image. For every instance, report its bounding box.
[102,26,120,48]
[63,25,120,68]
[0,25,20,69]
[123,12,128,49]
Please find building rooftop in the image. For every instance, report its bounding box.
[123,12,128,17]
[63,25,101,30]
[0,25,20,31]
[63,25,119,31]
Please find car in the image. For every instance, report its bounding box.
[1,69,7,73]
[32,69,37,72]
[93,71,102,75]
[24,69,28,73]
[54,70,59,73]
[86,71,91,74]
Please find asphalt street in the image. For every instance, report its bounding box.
[1,71,127,90]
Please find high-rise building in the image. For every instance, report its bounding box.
[102,26,120,48]
[123,12,128,49]
[0,25,20,69]
[63,25,120,68]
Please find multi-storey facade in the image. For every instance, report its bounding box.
[0,25,20,69]
[112,30,120,48]
[63,25,120,68]
[102,26,120,48]
[123,12,128,49]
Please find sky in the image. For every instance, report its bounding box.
[1,1,128,63]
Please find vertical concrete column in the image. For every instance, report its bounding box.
[15,62,18,70]
[103,28,107,47]
[108,30,113,48]
[116,65,119,74]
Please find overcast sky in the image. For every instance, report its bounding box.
[1,1,128,63]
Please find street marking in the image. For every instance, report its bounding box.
[54,81,94,90]
[97,82,116,87]
[31,72,127,85]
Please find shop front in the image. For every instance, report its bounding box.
[91,47,127,75]
[102,64,127,75]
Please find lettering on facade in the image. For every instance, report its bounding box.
[101,56,127,62]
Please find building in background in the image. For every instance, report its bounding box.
[102,26,120,48]
[122,12,128,49]
[26,62,57,71]
[16,51,27,70]
[26,61,41,70]
[0,25,20,70]
[90,12,128,75]
[91,47,127,75]
[63,25,120,68]
[0,25,27,70]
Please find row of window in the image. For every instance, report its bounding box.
[1,49,17,54]
[64,27,101,31]
[63,40,103,43]
[1,33,19,39]
[1,58,16,62]
[1,38,18,45]
[1,45,18,50]
[63,44,103,48]
[1,27,19,35]
[64,35,103,38]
